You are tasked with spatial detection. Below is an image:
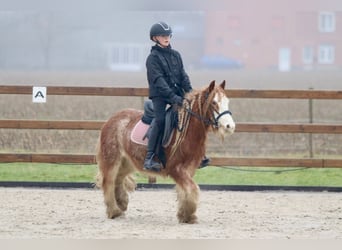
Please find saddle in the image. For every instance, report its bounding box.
[130,106,178,148]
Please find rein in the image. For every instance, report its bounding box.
[170,90,232,158]
[181,98,232,129]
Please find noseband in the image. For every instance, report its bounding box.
[212,110,233,128]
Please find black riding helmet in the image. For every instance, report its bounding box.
[149,21,172,41]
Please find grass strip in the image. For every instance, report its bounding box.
[0,163,341,187]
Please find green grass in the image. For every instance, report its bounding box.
[0,163,341,187]
[0,163,97,183]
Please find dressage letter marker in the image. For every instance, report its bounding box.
[32,87,47,103]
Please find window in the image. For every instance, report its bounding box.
[278,48,291,72]
[302,46,314,64]
[107,43,149,71]
[318,45,335,64]
[319,12,335,32]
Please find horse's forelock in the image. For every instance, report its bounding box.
[202,86,218,116]
[215,85,227,102]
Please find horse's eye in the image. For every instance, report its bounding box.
[212,100,217,106]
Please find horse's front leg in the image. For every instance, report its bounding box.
[174,170,199,224]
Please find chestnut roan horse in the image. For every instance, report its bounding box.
[96,80,235,224]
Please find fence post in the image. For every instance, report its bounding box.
[148,176,156,184]
[308,87,314,158]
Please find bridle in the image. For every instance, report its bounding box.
[177,96,233,131]
[211,110,233,128]
[171,89,232,159]
[184,106,232,128]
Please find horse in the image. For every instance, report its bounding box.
[95,80,235,224]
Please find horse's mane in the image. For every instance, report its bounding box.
[170,86,218,157]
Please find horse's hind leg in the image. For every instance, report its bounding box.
[174,173,199,224]
[114,158,136,211]
[100,160,123,219]
[115,175,134,212]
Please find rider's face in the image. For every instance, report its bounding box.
[154,35,171,48]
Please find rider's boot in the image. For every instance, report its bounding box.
[143,152,162,172]
[199,155,210,169]
[143,122,162,172]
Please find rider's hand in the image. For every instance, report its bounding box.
[172,95,183,107]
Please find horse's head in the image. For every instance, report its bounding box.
[205,80,236,137]
[171,80,235,158]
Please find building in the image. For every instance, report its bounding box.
[0,0,341,71]
[202,0,342,70]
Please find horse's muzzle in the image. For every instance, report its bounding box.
[226,122,236,134]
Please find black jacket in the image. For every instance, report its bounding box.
[146,45,192,103]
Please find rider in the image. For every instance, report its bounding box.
[143,21,209,172]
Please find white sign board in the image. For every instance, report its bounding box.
[32,87,47,103]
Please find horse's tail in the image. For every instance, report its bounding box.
[95,136,103,189]
[94,134,136,192]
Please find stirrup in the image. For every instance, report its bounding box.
[143,158,162,172]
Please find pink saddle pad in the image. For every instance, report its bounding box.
[130,120,149,146]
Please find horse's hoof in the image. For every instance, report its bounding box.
[117,204,128,212]
[107,209,123,219]
[178,214,198,224]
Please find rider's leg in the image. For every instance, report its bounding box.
[142,99,210,169]
[143,98,166,172]
[143,120,162,171]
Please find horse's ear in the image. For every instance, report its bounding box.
[209,80,215,92]
[220,80,226,90]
